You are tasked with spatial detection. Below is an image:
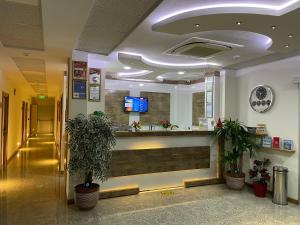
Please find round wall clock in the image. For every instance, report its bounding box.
[249,85,274,113]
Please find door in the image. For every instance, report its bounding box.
[1,92,9,172]
[30,104,38,136]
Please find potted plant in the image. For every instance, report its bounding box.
[214,118,257,190]
[131,121,141,132]
[160,120,171,130]
[249,158,271,197]
[66,112,116,209]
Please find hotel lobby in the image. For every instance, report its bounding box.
[1,0,300,224]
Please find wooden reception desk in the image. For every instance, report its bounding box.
[99,130,222,198]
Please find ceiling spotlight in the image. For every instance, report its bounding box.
[177,71,185,75]
[236,21,242,26]
[285,44,289,48]
[271,25,277,30]
[139,83,144,87]
[195,24,200,28]
[123,66,131,70]
[288,34,293,38]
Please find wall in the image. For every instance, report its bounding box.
[236,55,300,200]
[0,70,31,160]
[105,79,205,130]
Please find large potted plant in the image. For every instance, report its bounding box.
[249,158,271,197]
[214,119,257,190]
[66,112,116,209]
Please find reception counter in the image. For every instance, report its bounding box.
[99,130,222,197]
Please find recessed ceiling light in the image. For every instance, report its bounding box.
[271,25,277,30]
[288,34,293,38]
[178,71,185,75]
[233,55,241,59]
[285,44,289,48]
[195,24,200,27]
[236,21,242,26]
[139,83,144,87]
[123,66,131,70]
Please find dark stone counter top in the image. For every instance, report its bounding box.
[114,130,213,137]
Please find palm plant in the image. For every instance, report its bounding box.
[66,112,116,188]
[214,118,257,177]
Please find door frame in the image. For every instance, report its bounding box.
[1,92,9,172]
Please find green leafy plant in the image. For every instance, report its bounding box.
[66,112,116,188]
[214,118,257,177]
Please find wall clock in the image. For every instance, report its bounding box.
[249,85,274,113]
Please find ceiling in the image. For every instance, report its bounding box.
[1,0,300,91]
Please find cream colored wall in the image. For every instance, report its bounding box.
[0,70,31,159]
[236,55,300,200]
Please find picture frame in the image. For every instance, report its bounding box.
[73,61,87,80]
[73,80,87,99]
[283,140,293,150]
[89,85,100,102]
[262,136,272,148]
[89,68,101,84]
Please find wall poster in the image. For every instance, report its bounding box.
[73,61,87,80]
[73,80,87,99]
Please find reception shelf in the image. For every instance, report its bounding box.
[258,147,295,153]
[115,130,213,137]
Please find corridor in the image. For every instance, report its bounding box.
[0,134,66,225]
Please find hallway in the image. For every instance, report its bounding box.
[0,134,66,225]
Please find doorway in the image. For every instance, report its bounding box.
[21,101,28,146]
[1,92,9,173]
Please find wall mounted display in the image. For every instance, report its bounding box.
[249,85,274,113]
[73,80,87,99]
[283,140,293,150]
[89,68,101,84]
[272,137,280,149]
[89,85,100,101]
[73,61,87,80]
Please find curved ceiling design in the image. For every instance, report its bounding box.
[154,0,300,23]
[118,52,221,69]
[153,8,300,53]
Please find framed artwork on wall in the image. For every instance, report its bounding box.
[73,80,87,99]
[89,68,101,84]
[89,85,100,102]
[73,61,87,80]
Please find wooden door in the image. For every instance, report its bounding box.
[1,92,9,172]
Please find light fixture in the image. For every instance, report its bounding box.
[118,70,151,76]
[177,71,185,75]
[285,44,289,48]
[195,24,200,27]
[119,52,221,68]
[155,1,300,23]
[288,34,293,38]
[139,83,144,87]
[236,21,242,26]
[271,25,277,30]
[123,66,131,70]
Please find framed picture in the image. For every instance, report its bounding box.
[73,61,87,80]
[262,136,272,148]
[89,85,100,101]
[73,80,86,99]
[272,137,280,149]
[89,68,101,84]
[283,140,293,150]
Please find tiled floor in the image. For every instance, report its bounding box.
[1,134,300,225]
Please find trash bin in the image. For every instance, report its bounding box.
[272,166,288,205]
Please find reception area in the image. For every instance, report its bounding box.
[1,0,300,225]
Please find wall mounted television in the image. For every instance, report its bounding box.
[124,96,148,113]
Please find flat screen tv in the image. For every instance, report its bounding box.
[124,96,148,113]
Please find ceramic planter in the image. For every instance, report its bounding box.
[225,173,245,190]
[253,182,267,197]
[74,183,99,210]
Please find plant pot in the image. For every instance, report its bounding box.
[74,183,99,210]
[225,173,245,190]
[253,182,267,198]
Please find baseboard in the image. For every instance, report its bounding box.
[245,182,299,205]
[184,177,225,188]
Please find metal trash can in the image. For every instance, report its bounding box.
[272,166,288,205]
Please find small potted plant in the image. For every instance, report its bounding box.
[249,158,271,197]
[131,121,141,132]
[66,112,116,209]
[213,118,257,190]
[160,120,171,130]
